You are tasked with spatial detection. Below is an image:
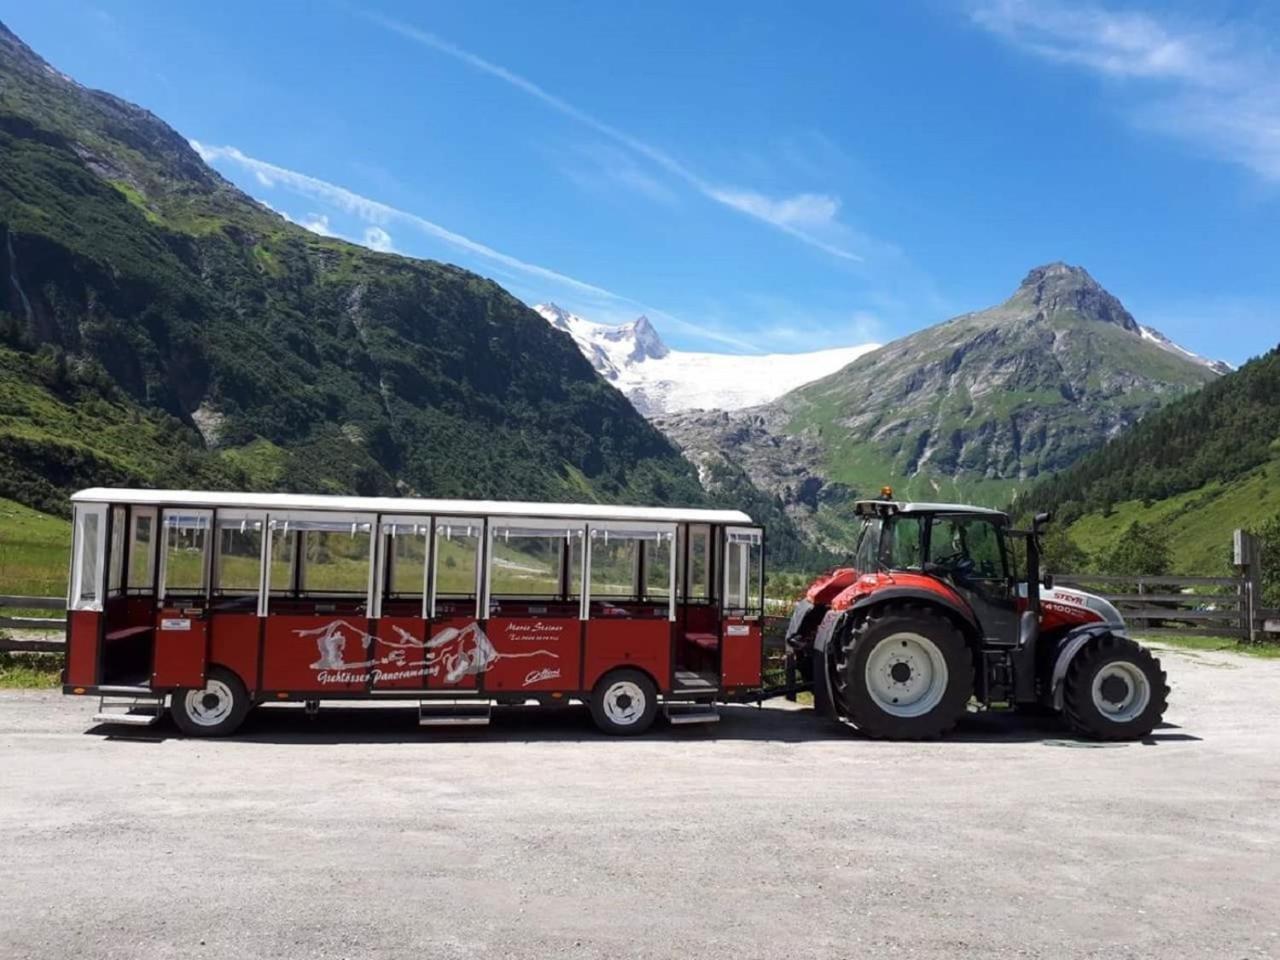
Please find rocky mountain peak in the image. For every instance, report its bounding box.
[538,302,573,331]
[1007,261,1138,332]
[607,314,668,361]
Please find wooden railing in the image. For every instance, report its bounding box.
[0,595,66,652]
[1051,573,1252,640]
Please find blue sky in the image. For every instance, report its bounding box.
[4,0,1278,363]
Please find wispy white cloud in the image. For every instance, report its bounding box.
[299,212,335,237]
[356,10,863,260]
[189,140,761,351]
[363,225,394,252]
[971,0,1280,182]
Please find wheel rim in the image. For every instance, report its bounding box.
[602,680,646,726]
[1090,661,1150,723]
[863,632,949,718]
[183,679,235,727]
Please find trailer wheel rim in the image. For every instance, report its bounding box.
[1090,661,1150,723]
[864,632,949,718]
[183,679,235,727]
[602,680,646,726]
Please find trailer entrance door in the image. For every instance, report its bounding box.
[720,526,764,690]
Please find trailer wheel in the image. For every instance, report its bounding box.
[1062,635,1168,741]
[171,666,251,737]
[836,604,972,739]
[589,669,657,736]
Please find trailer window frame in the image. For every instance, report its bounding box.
[585,521,677,621]
[68,502,108,612]
[157,509,213,603]
[264,511,377,608]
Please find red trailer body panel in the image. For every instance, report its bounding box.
[209,613,261,693]
[425,617,483,689]
[151,609,206,688]
[584,618,671,691]
[720,618,762,688]
[65,610,100,687]
[263,616,372,692]
[483,617,579,693]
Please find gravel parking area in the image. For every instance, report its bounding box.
[1,642,1278,960]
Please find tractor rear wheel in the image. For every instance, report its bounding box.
[835,604,972,739]
[1062,634,1168,740]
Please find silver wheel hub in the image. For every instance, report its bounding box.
[864,632,949,718]
[183,679,234,727]
[602,680,646,726]
[1091,661,1150,723]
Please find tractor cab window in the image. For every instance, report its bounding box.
[852,518,882,572]
[884,517,924,570]
[926,516,1007,583]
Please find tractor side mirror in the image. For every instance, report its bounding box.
[1033,511,1052,531]
[1042,573,1054,590]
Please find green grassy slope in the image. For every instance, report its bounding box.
[1064,453,1280,574]
[0,22,707,517]
[0,495,69,596]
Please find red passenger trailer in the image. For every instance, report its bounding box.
[62,488,766,736]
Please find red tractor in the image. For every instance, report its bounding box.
[785,497,1168,740]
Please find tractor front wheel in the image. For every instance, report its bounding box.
[1062,635,1168,740]
[836,604,972,739]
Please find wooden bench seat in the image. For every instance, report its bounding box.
[105,625,153,643]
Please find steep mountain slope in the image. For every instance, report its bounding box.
[0,21,706,515]
[661,263,1223,547]
[1020,345,1280,572]
[534,303,878,415]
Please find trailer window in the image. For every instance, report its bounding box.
[682,524,712,601]
[384,522,429,598]
[268,526,297,595]
[106,506,127,595]
[588,533,640,599]
[489,523,584,600]
[70,504,106,611]
[127,509,156,590]
[301,528,372,596]
[214,518,264,596]
[641,534,675,600]
[434,520,481,605]
[724,527,763,617]
[161,512,210,598]
[587,525,675,610]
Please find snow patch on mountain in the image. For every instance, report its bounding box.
[535,303,879,416]
[1138,325,1233,375]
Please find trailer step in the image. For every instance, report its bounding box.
[93,695,165,726]
[417,699,492,727]
[663,701,720,725]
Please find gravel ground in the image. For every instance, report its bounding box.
[1,642,1278,960]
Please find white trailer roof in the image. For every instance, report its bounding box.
[70,488,754,526]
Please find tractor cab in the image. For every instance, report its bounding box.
[849,498,1023,648]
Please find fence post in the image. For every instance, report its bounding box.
[1234,530,1260,643]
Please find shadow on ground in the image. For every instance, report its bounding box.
[87,700,1200,747]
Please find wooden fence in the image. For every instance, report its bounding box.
[1051,573,1251,639]
[0,594,67,652]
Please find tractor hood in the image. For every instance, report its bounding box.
[1025,583,1126,630]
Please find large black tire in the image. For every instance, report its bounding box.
[588,669,658,736]
[1062,635,1168,741]
[834,603,973,739]
[170,666,251,737]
